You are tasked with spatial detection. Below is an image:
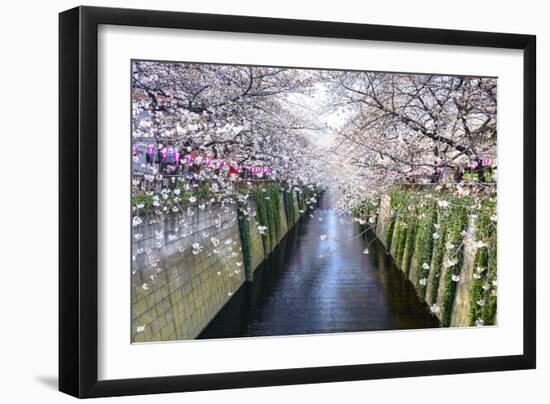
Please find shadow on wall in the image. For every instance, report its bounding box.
[35,376,58,390]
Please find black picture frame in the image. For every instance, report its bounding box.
[59,5,536,398]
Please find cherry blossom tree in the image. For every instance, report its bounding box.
[318,71,497,211]
[131,61,497,219]
[132,61,324,188]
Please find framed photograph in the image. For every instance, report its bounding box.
[59,6,536,398]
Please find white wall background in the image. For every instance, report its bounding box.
[0,0,546,402]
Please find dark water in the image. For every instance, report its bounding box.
[199,193,438,339]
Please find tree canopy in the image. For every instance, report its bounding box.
[132,61,497,214]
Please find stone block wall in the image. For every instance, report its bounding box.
[132,190,302,342]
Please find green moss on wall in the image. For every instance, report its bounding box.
[402,217,418,276]
[429,210,448,305]
[468,199,497,326]
[439,201,469,327]
[252,185,282,252]
[386,217,396,251]
[384,188,492,325]
[391,216,402,261]
[283,187,296,228]
[411,201,436,299]
[395,217,408,267]
[372,187,498,328]
[237,200,253,281]
[252,187,270,253]
[297,190,305,212]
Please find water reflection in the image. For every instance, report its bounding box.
[199,194,438,339]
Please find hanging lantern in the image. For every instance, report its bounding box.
[174,151,181,166]
[146,144,155,159]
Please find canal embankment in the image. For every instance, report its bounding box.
[132,186,304,342]
[373,190,497,328]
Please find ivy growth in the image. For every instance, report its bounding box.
[383,187,494,327]
[439,200,469,327]
[412,200,436,299]
[283,187,296,228]
[236,200,253,280]
[401,216,418,276]
[428,210,448,305]
[251,185,282,252]
[269,185,282,240]
[468,199,497,326]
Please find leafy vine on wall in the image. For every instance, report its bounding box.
[366,187,497,327]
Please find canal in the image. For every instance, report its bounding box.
[198,193,438,339]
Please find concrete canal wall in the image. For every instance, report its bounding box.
[375,196,479,327]
[132,191,301,342]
